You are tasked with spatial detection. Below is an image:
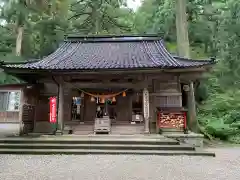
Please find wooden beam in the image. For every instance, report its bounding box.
[63,74,145,80]
[179,72,204,82]
[163,67,208,73]
[36,71,206,86]
[65,82,146,89]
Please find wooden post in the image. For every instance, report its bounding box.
[80,93,85,122]
[56,82,64,135]
[143,88,150,134]
[18,88,25,135]
[129,94,133,122]
[187,81,198,132]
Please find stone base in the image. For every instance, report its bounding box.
[34,122,55,134]
[144,130,150,134]
[164,132,204,148]
[55,130,63,135]
[63,125,72,135]
[0,123,20,137]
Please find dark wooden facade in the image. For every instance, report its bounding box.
[0,71,208,135]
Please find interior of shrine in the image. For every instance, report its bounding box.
[70,89,144,124]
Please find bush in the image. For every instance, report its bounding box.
[228,134,240,144]
[198,89,240,142]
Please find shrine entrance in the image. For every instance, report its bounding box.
[71,97,82,121]
[68,88,146,135]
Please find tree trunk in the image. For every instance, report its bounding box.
[176,0,198,133]
[16,26,24,56]
[95,17,100,34]
[175,0,190,58]
[91,2,100,34]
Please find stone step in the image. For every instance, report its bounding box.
[1,134,175,140]
[0,137,179,145]
[0,143,194,151]
[0,148,216,156]
[111,125,144,135]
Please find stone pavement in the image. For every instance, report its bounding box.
[0,147,239,180]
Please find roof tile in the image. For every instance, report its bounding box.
[4,37,214,70]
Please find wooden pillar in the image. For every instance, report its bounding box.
[129,94,133,122]
[143,88,150,133]
[56,82,64,134]
[18,88,25,135]
[188,81,198,132]
[80,94,85,122]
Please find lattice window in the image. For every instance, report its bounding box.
[157,96,182,107]
[154,82,179,92]
[159,83,178,91]
[0,91,21,111]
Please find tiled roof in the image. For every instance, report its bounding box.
[4,36,214,70]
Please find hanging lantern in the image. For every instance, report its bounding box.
[100,98,105,103]
[90,96,95,102]
[80,92,84,98]
[112,96,116,102]
[122,91,126,97]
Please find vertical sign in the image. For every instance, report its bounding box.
[143,88,149,119]
[49,97,57,123]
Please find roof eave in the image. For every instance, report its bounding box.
[1,63,213,75]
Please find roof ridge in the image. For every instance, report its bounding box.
[141,41,165,67]
[65,35,162,43]
[173,55,214,63]
[154,40,181,67]
[66,34,160,38]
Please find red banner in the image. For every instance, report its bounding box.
[49,97,57,123]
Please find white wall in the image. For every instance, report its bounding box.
[0,123,20,137]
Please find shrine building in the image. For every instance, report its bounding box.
[0,35,215,135]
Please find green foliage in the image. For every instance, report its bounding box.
[69,0,133,34]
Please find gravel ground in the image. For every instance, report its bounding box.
[0,148,240,180]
